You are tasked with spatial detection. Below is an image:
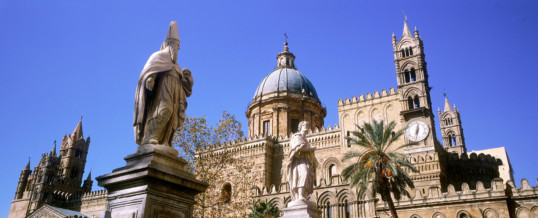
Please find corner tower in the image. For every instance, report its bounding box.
[247,41,326,138]
[58,118,90,193]
[438,95,466,154]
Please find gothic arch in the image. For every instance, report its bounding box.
[322,157,342,182]
[336,189,355,202]
[400,60,418,71]
[397,40,414,50]
[383,104,395,123]
[403,88,421,99]
[268,197,283,212]
[369,106,383,122]
[410,214,421,218]
[354,110,366,128]
[317,190,336,205]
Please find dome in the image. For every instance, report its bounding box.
[253,68,319,100]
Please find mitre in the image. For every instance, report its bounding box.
[164,21,180,42]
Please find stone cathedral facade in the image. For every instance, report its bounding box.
[8,21,538,218]
[201,21,538,218]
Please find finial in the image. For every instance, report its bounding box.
[80,115,83,121]
[54,140,57,147]
[403,10,407,22]
[284,33,288,42]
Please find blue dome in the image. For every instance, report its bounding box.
[253,68,319,100]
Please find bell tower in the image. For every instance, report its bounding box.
[393,20,437,147]
[58,117,90,193]
[438,94,466,155]
[393,19,446,192]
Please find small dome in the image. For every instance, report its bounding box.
[253,68,319,100]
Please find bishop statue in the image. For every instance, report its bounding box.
[133,21,193,146]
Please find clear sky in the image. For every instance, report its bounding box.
[1,0,537,215]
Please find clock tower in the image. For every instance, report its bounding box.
[392,20,446,191]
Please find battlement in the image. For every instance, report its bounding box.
[196,124,341,158]
[51,189,108,203]
[338,88,397,107]
[253,176,538,206]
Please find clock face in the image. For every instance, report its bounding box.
[405,120,429,142]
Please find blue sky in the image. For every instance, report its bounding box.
[1,0,537,215]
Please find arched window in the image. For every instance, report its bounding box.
[326,202,331,218]
[404,70,410,83]
[409,47,413,55]
[408,97,414,109]
[452,135,457,146]
[345,200,350,218]
[329,164,337,179]
[413,95,420,108]
[221,183,232,203]
[70,167,79,179]
[410,68,417,81]
[75,149,83,158]
[405,48,410,57]
[401,50,405,57]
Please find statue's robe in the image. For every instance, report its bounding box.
[133,46,193,145]
[287,133,318,201]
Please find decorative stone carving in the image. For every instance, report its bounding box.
[133,21,193,146]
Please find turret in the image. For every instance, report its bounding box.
[438,94,466,154]
[82,171,93,192]
[58,117,90,191]
[14,159,32,200]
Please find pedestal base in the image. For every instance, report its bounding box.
[96,144,207,218]
[282,200,320,218]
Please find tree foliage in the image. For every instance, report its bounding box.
[341,120,418,218]
[248,200,281,218]
[174,111,261,217]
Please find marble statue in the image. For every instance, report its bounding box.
[287,121,318,205]
[133,21,193,146]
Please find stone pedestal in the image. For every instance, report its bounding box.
[96,144,207,218]
[282,200,320,218]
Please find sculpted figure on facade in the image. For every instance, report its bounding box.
[287,121,318,205]
[133,21,193,146]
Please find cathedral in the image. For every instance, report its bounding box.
[201,21,538,217]
[8,21,538,218]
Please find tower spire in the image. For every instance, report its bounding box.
[443,93,453,112]
[403,18,412,37]
[25,157,30,170]
[72,116,84,139]
[50,140,57,156]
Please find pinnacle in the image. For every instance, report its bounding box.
[86,171,92,181]
[444,96,453,112]
[403,20,412,37]
[72,117,84,139]
[25,158,30,170]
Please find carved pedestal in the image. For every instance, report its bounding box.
[282,200,321,218]
[96,144,207,218]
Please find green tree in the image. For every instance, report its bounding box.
[248,200,281,218]
[341,120,418,218]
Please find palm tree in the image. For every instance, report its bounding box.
[341,120,418,218]
[248,200,280,218]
